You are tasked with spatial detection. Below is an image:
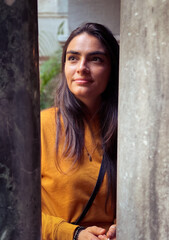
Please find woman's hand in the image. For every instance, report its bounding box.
[98,224,116,240]
[78,226,106,240]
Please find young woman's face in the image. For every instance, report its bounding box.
[64,33,111,109]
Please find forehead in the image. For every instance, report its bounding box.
[66,33,106,53]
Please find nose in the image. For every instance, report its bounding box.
[77,59,89,74]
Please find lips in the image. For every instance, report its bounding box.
[73,78,93,84]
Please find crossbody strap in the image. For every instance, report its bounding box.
[72,153,106,225]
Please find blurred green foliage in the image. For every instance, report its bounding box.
[57,21,64,35]
[40,50,62,110]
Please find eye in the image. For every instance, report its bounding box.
[67,55,77,62]
[91,56,103,63]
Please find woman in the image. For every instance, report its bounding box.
[41,22,119,240]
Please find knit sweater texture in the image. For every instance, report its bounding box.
[41,108,116,240]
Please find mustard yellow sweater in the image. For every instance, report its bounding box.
[41,108,116,240]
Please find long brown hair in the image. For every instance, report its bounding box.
[55,22,119,204]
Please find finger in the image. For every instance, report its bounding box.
[88,226,106,235]
[78,230,101,240]
[107,230,116,238]
[109,224,116,231]
[90,234,101,240]
[89,232,105,240]
[98,234,107,240]
[107,225,116,238]
[107,231,116,238]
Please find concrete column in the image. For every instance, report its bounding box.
[117,1,169,239]
[0,1,41,239]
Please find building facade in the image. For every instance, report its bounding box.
[38,0,120,59]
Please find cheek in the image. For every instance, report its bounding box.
[64,66,76,92]
[65,64,76,81]
[64,64,69,79]
[99,69,111,91]
[104,71,111,85]
[97,67,111,83]
[64,66,71,86]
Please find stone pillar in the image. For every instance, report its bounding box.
[0,1,41,239]
[117,1,169,239]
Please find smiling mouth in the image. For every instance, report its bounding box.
[73,79,93,84]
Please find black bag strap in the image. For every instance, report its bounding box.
[72,153,106,225]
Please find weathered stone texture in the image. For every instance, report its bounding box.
[117,0,169,239]
[0,1,40,239]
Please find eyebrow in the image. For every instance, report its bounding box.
[66,50,107,56]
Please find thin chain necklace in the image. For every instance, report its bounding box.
[84,144,98,161]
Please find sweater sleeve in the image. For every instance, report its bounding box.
[41,109,79,240]
[42,212,78,240]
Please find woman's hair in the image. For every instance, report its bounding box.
[55,22,119,205]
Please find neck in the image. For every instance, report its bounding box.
[83,97,101,120]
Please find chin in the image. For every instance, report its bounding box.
[73,90,91,99]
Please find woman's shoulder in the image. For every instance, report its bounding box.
[41,107,58,120]
[41,107,58,128]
